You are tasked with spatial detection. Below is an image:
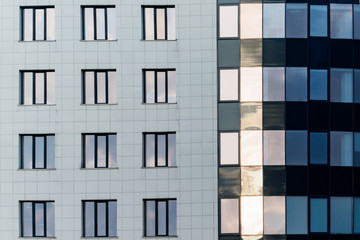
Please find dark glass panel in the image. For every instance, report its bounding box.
[263,166,286,196]
[286,102,307,130]
[309,166,329,195]
[263,39,286,67]
[286,166,307,195]
[263,102,285,130]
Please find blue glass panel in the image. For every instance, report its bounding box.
[310,132,328,164]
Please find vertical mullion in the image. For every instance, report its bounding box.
[155,201,158,236]
[44,72,47,104]
[165,71,168,103]
[82,72,85,104]
[82,202,85,237]
[165,134,168,166]
[105,8,108,40]
[21,72,24,104]
[94,202,98,237]
[155,134,158,167]
[32,9,36,40]
[93,8,97,40]
[43,203,47,237]
[44,136,47,169]
[94,72,98,104]
[44,8,47,40]
[33,72,36,104]
[155,71,158,103]
[166,201,169,236]
[105,72,109,103]
[165,8,168,40]
[154,8,158,40]
[21,136,24,169]
[95,135,98,168]
[106,135,109,168]
[32,136,36,169]
[106,202,109,237]
[32,202,35,237]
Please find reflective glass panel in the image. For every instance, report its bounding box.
[108,71,117,104]
[156,9,166,40]
[355,198,360,233]
[157,201,166,235]
[46,202,55,237]
[46,135,55,169]
[168,71,176,103]
[108,201,117,237]
[97,202,106,236]
[355,133,360,167]
[310,132,328,164]
[287,196,308,234]
[330,4,352,39]
[219,6,238,38]
[84,8,94,40]
[23,136,33,169]
[46,72,55,104]
[107,8,116,40]
[240,4,262,39]
[221,199,239,233]
[263,4,285,38]
[286,4,307,38]
[144,8,155,40]
[286,67,307,101]
[310,69,328,100]
[168,200,177,236]
[35,73,45,104]
[146,201,155,236]
[355,69,360,103]
[330,68,353,103]
[24,9,33,41]
[85,202,95,237]
[96,9,106,40]
[157,135,166,166]
[46,8,55,40]
[310,5,328,37]
[264,130,285,165]
[85,135,95,168]
[310,198,328,233]
[157,72,166,103]
[85,72,95,104]
[355,5,360,39]
[286,130,307,166]
[264,196,285,234]
[220,69,238,101]
[241,167,263,196]
[145,134,155,167]
[240,131,262,166]
[22,202,33,236]
[108,135,117,168]
[35,203,44,236]
[240,103,263,130]
[263,67,285,101]
[96,72,106,103]
[23,72,33,105]
[145,71,155,103]
[220,132,239,165]
[240,67,262,102]
[241,196,263,235]
[35,9,45,40]
[97,136,106,167]
[330,131,353,166]
[35,137,45,169]
[167,8,176,40]
[330,197,352,234]
[168,133,176,167]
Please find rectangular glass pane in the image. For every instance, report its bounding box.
[157,72,166,102]
[286,67,307,101]
[241,167,263,196]
[85,135,95,168]
[355,70,360,103]
[219,6,238,38]
[286,130,307,166]
[241,130,262,166]
[287,196,308,234]
[146,201,155,236]
[263,67,285,101]
[23,136,33,169]
[156,9,166,40]
[220,69,238,101]
[23,9,33,41]
[108,201,117,237]
[157,201,166,235]
[168,133,176,167]
[46,135,55,169]
[310,132,328,164]
[84,8,94,40]
[46,8,55,40]
[310,5,328,37]
[240,103,263,130]
[96,9,106,40]
[97,136,107,167]
[168,200,177,236]
[22,202,33,236]
[355,133,360,167]
[330,132,353,166]
[84,202,95,237]
[144,8,155,40]
[145,71,155,103]
[240,67,262,102]
[167,8,176,40]
[23,72,33,105]
[221,199,239,233]
[35,137,45,168]
[35,9,45,40]
[145,134,155,167]
[107,8,116,40]
[330,4,352,39]
[286,4,307,38]
[263,4,285,38]
[241,196,263,235]
[264,130,285,165]
[108,71,117,104]
[97,202,106,236]
[35,203,44,236]
[167,71,176,103]
[310,69,328,100]
[330,197,352,234]
[330,68,353,103]
[46,202,55,237]
[85,72,95,104]
[310,198,328,233]
[240,4,262,39]
[35,73,45,104]
[96,72,106,103]
[46,72,55,104]
[108,135,117,168]
[355,5,360,39]
[157,135,166,166]
[220,132,239,165]
[264,196,285,234]
[355,198,360,233]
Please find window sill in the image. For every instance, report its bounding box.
[141,39,177,42]
[19,237,56,239]
[80,103,118,106]
[141,102,177,105]
[81,237,118,239]
[18,104,56,106]
[142,236,178,238]
[18,40,56,43]
[141,166,177,169]
[80,167,119,170]
[18,168,56,171]
[80,40,118,42]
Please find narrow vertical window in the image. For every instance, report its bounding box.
[82,70,117,104]
[285,67,307,101]
[263,67,285,101]
[219,5,238,38]
[330,131,353,166]
[330,68,353,103]
[310,198,328,233]
[21,7,55,41]
[143,69,176,103]
[263,4,285,38]
[310,69,328,101]
[286,3,307,38]
[220,132,239,165]
[20,135,55,169]
[310,132,328,164]
[264,196,285,234]
[143,6,176,40]
[220,69,238,101]
[82,6,116,40]
[310,5,328,37]
[286,196,308,234]
[240,4,262,39]
[21,71,56,105]
[144,133,176,167]
[330,4,353,39]
[82,134,117,168]
[330,197,352,234]
[220,199,239,234]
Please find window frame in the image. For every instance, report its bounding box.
[143,132,176,167]
[142,5,176,40]
[82,200,117,237]
[20,134,55,170]
[144,199,177,237]
[218,4,239,39]
[143,69,176,103]
[82,69,116,104]
[219,198,240,234]
[20,6,55,41]
[20,201,55,237]
[82,133,117,168]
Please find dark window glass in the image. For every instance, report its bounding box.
[310,198,328,233]
[21,7,55,41]
[144,70,176,103]
[82,134,117,168]
[83,70,117,104]
[355,5,360,39]
[82,6,116,40]
[355,197,360,233]
[21,135,55,169]
[144,199,177,237]
[144,133,176,167]
[83,200,117,237]
[21,201,55,237]
[310,5,328,37]
[143,6,176,40]
[286,67,307,101]
[21,71,55,105]
[355,133,360,167]
[355,69,360,103]
[310,132,328,164]
[310,69,328,101]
